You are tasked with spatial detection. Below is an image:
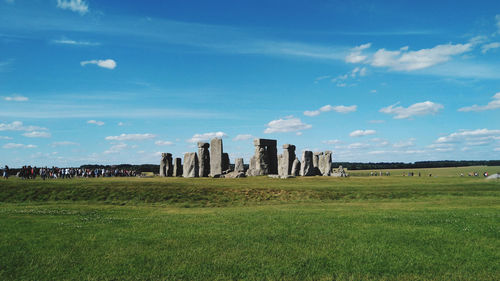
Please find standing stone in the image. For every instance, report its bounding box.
[209,138,224,177]
[183,152,199,178]
[159,153,167,177]
[291,158,301,176]
[300,151,314,176]
[234,158,245,172]
[313,152,323,176]
[318,151,332,176]
[159,153,173,177]
[248,138,278,176]
[173,157,183,177]
[197,142,210,177]
[222,153,230,172]
[280,144,296,176]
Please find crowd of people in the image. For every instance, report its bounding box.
[2,166,137,180]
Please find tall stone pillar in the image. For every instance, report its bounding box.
[197,142,210,177]
[318,151,332,176]
[300,151,314,176]
[160,153,173,177]
[247,138,277,176]
[173,157,183,177]
[183,152,199,178]
[234,158,245,172]
[209,138,223,177]
[313,152,323,176]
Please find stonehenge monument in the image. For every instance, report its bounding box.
[159,137,343,179]
[159,153,173,177]
[173,157,183,177]
[248,138,278,176]
[197,142,210,177]
[183,152,199,178]
[209,138,224,177]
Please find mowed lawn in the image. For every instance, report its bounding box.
[0,167,499,280]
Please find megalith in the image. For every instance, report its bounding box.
[300,151,314,176]
[222,153,230,172]
[197,142,210,177]
[209,138,224,177]
[183,152,199,178]
[234,158,245,172]
[159,153,173,177]
[248,138,278,176]
[291,158,301,176]
[173,157,183,177]
[279,144,296,177]
[318,151,332,176]
[313,152,323,176]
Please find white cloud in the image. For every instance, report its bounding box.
[393,138,415,148]
[330,67,368,87]
[3,143,37,149]
[322,139,341,145]
[481,42,500,54]
[187,132,227,143]
[380,101,443,119]
[435,129,500,144]
[81,59,116,70]
[458,92,500,112]
[371,43,472,71]
[370,89,377,94]
[22,131,51,138]
[4,95,28,102]
[349,129,376,137]
[347,142,371,149]
[118,122,124,126]
[155,140,173,146]
[368,120,385,124]
[51,141,79,147]
[0,136,13,140]
[105,133,156,141]
[56,0,89,15]
[264,116,311,134]
[233,134,254,141]
[104,143,127,154]
[0,121,47,132]
[52,38,100,46]
[345,43,371,63]
[87,120,105,126]
[304,104,357,116]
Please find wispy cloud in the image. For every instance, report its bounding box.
[3,143,37,149]
[345,43,371,63]
[87,120,104,126]
[105,133,156,141]
[380,101,443,119]
[155,140,173,146]
[349,129,376,137]
[0,121,47,132]
[4,95,28,101]
[458,92,500,112]
[51,141,79,147]
[56,0,89,15]
[0,136,13,140]
[264,116,311,134]
[435,128,500,144]
[52,38,100,46]
[81,59,116,69]
[187,132,227,143]
[233,134,254,141]
[22,131,51,138]
[104,143,128,154]
[304,104,357,117]
[481,42,500,54]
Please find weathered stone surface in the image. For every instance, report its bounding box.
[209,138,223,177]
[223,171,246,178]
[331,165,348,177]
[183,152,199,178]
[234,158,245,172]
[313,152,323,176]
[278,144,296,177]
[300,151,314,176]
[248,138,278,176]
[159,153,173,177]
[222,153,230,172]
[197,142,210,177]
[291,158,301,176]
[173,158,183,177]
[318,151,332,176]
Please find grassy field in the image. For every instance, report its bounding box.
[0,166,499,280]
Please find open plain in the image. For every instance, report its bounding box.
[1,166,499,280]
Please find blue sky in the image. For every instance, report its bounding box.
[1,0,499,167]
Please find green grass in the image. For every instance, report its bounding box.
[0,166,499,280]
